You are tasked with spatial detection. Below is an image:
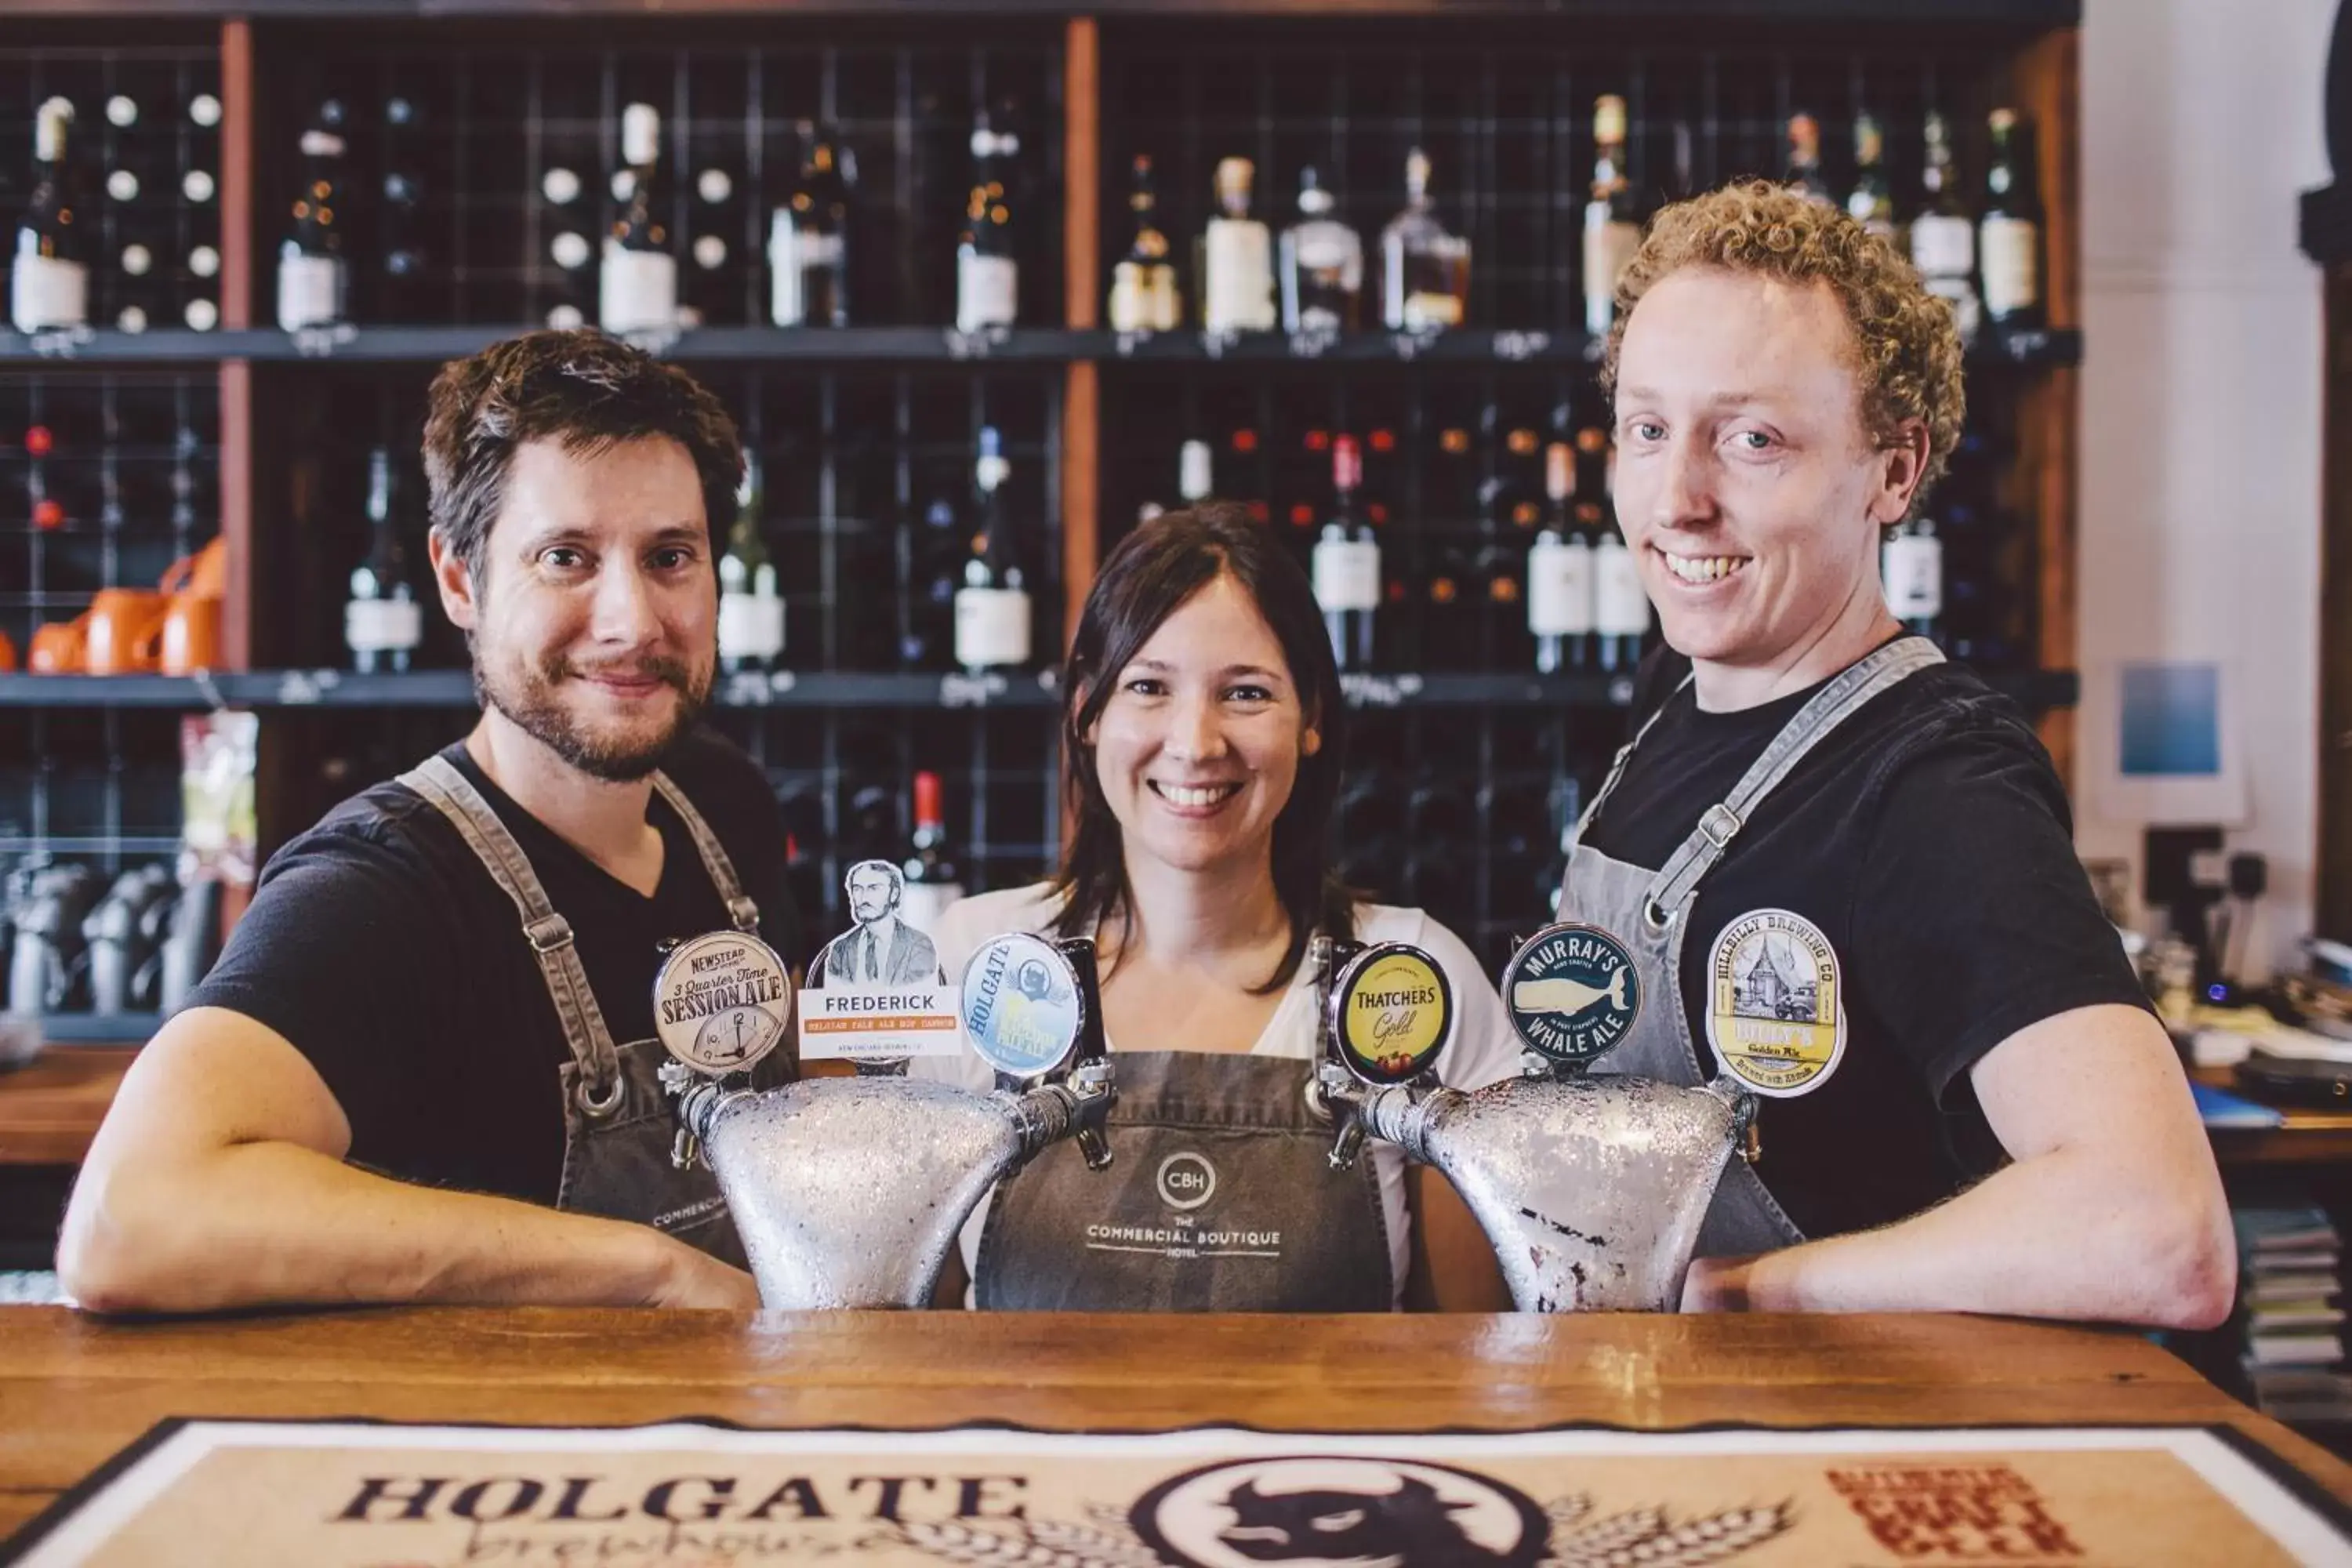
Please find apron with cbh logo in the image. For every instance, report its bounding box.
[974,1050,1395,1312]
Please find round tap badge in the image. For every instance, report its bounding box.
[652,929,793,1076]
[1704,907,1847,1098]
[1330,942,1452,1085]
[960,931,1084,1080]
[1502,921,1642,1069]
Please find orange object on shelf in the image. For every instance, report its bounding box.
[158,538,229,674]
[0,629,16,673]
[85,589,172,675]
[27,615,88,673]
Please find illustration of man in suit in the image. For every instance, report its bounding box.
[817,858,942,986]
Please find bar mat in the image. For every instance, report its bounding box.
[5,1417,2348,1566]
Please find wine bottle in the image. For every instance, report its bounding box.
[347,447,423,674]
[956,107,1020,334]
[600,103,677,335]
[277,117,350,332]
[1201,157,1276,334]
[1108,153,1181,333]
[898,770,964,935]
[1882,514,1944,642]
[1584,96,1641,339]
[953,426,1031,671]
[1588,429,1650,672]
[11,99,90,332]
[717,452,785,673]
[1980,107,2044,329]
[901,495,963,670]
[1138,437,1213,526]
[1528,440,1595,673]
[1312,434,1379,670]
[770,121,854,328]
[1911,111,1980,346]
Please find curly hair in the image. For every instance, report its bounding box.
[1601,180,1967,507]
[422,328,742,586]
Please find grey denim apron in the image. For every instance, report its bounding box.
[975,1050,1394,1312]
[398,755,764,1268]
[1559,637,1946,1259]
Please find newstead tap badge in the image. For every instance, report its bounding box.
[1503,920,1642,1069]
[960,931,1084,1080]
[1330,942,1452,1085]
[652,929,793,1076]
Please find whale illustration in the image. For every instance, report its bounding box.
[1513,967,1628,1018]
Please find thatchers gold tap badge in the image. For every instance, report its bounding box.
[1504,921,1642,1069]
[1331,942,1452,1084]
[1705,908,1846,1097]
[653,930,793,1075]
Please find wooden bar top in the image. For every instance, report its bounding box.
[2,1306,2348,1544]
[0,1050,136,1167]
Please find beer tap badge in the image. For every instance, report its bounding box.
[1503,921,1642,1069]
[1330,942,1452,1085]
[653,929,794,1076]
[960,931,1084,1080]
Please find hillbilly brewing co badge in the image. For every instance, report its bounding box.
[958,931,1085,1080]
[652,930,794,1076]
[1705,908,1846,1098]
[1503,921,1642,1070]
[1329,942,1453,1085]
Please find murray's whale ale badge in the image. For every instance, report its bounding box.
[1705,907,1846,1098]
[1503,921,1642,1069]
[652,929,793,1075]
[1330,942,1453,1085]
[959,931,1085,1080]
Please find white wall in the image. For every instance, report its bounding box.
[2075,0,2332,974]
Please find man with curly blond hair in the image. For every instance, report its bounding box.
[1555,182,2230,1327]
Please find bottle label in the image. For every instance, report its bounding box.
[599,244,678,333]
[10,255,89,332]
[1312,536,1382,612]
[346,597,423,655]
[1594,540,1652,636]
[275,254,347,332]
[1527,537,1597,637]
[1581,213,1640,337]
[718,591,787,662]
[1109,260,1181,333]
[1979,216,2039,316]
[953,585,1032,669]
[1882,533,1944,619]
[1910,214,1974,279]
[1203,220,1276,332]
[956,254,1018,332]
[1400,291,1464,331]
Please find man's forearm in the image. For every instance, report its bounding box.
[60,1138,677,1314]
[1683,1145,2235,1327]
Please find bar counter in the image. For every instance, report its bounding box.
[3,1305,2350,1562]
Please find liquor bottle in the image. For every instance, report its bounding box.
[1107,153,1181,333]
[600,103,677,335]
[770,122,854,328]
[1378,148,1470,332]
[276,116,350,332]
[1882,514,1944,642]
[1783,112,1834,207]
[1587,429,1650,671]
[1847,113,1896,240]
[1200,157,1276,334]
[1584,96,1641,339]
[11,99,89,332]
[956,107,1020,334]
[1911,111,1980,346]
[1980,107,2044,330]
[898,771,964,935]
[1313,434,1379,670]
[1528,439,1595,673]
[347,447,423,674]
[1276,165,1362,336]
[953,426,1031,672]
[717,453,785,673]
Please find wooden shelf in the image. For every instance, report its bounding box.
[2196,1066,2352,1166]
[2,0,2085,20]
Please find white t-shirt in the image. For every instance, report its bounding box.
[907,882,1523,1307]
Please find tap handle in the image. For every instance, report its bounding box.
[1056,935,1109,1069]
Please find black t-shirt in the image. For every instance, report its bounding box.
[1581,644,2151,1241]
[188,727,800,1207]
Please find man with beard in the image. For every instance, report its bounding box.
[59,332,799,1313]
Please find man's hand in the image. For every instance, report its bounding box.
[641,1239,763,1310]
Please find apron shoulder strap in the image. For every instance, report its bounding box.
[397,755,626,1116]
[648,770,760,932]
[1646,636,1946,923]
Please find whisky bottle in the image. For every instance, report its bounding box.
[1378,149,1470,332]
[1277,165,1362,336]
[1980,107,2044,329]
[956,107,1020,333]
[1584,96,1641,339]
[1108,153,1181,333]
[600,103,677,335]
[1201,156,1276,333]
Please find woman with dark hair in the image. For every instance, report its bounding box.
[912,505,1518,1312]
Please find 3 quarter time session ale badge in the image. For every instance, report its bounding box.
[653,931,793,1075]
[1504,922,1641,1069]
[1705,909,1846,1098]
[1331,943,1452,1085]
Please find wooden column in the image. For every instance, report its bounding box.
[1060,16,1101,655]
[216,19,255,671]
